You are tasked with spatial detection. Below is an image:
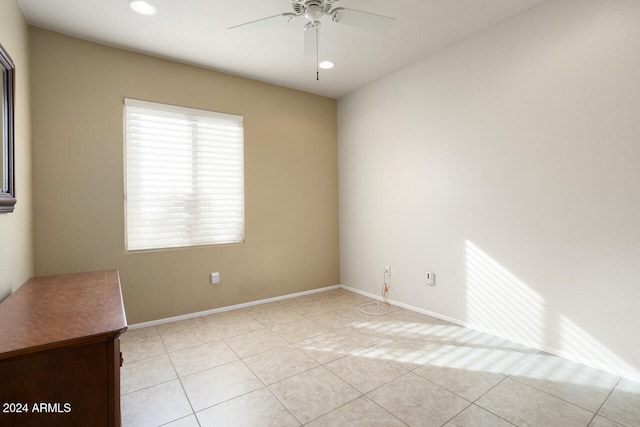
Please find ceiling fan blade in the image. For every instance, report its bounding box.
[228,13,296,31]
[304,22,320,57]
[331,7,395,32]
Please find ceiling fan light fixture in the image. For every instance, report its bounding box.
[319,60,334,70]
[129,0,157,16]
[305,4,324,22]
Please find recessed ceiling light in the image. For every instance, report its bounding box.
[319,60,335,70]
[129,0,157,16]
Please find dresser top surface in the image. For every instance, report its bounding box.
[0,270,128,359]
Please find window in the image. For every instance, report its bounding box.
[124,98,244,251]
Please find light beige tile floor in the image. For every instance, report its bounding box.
[120,288,640,426]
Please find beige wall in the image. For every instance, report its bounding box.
[30,28,339,324]
[0,0,34,300]
[339,0,640,380]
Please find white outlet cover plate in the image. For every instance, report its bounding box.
[211,272,220,284]
[426,272,435,285]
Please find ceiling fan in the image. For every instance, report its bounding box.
[228,0,395,79]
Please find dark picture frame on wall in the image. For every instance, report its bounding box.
[0,43,16,213]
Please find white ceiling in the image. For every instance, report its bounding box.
[18,0,544,99]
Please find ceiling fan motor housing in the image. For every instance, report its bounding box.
[228,0,394,48]
[292,0,339,20]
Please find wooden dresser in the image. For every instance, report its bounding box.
[0,270,127,426]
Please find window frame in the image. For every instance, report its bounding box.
[124,98,245,252]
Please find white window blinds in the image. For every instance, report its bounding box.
[124,98,244,251]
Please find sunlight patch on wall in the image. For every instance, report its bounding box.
[466,241,545,348]
[559,315,639,381]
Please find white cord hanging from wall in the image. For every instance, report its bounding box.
[359,270,391,316]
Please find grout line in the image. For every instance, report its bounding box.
[507,374,614,416]
[438,401,474,427]
[165,339,199,425]
[157,413,200,427]
[467,375,518,426]
[588,377,622,427]
[119,377,178,397]
[361,395,410,427]
[263,386,304,426]
[302,394,364,425]
[471,374,510,403]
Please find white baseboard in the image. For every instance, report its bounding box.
[128,284,341,330]
[340,284,466,326]
[340,285,640,383]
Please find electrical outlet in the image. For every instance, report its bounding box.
[384,265,391,277]
[210,272,220,285]
[426,272,435,285]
